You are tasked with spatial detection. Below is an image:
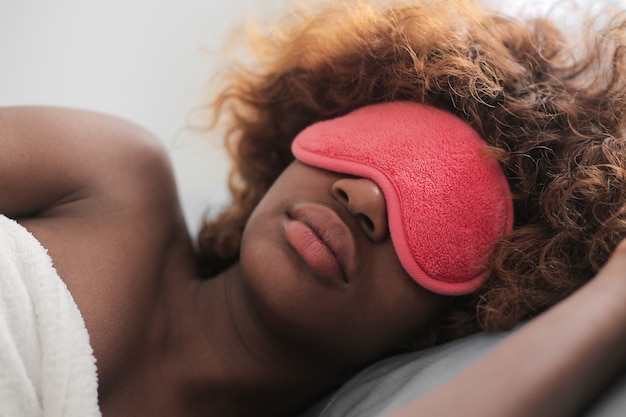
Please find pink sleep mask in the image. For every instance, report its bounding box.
[291,101,513,295]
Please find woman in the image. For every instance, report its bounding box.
[1,0,625,416]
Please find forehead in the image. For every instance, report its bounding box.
[291,101,513,295]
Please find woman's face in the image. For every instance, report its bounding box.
[239,161,448,366]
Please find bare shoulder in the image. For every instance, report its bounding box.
[1,105,184,299]
[2,105,185,306]
[0,106,177,219]
[1,108,192,384]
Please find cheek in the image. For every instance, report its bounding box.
[346,246,449,354]
[358,284,445,349]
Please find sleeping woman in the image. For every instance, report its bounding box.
[1,0,626,416]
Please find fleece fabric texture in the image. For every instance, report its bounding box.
[0,215,101,417]
[292,102,513,295]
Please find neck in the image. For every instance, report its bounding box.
[159,263,351,417]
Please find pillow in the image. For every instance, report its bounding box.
[300,329,626,417]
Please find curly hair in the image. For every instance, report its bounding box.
[196,0,626,347]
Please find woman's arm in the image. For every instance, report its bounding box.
[390,240,626,417]
[0,106,168,219]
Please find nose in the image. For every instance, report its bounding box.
[331,177,389,242]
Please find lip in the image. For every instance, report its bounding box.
[284,203,356,285]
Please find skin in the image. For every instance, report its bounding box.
[2,106,626,417]
[0,106,447,417]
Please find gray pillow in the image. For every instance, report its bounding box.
[301,330,626,417]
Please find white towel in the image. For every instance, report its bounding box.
[0,215,101,417]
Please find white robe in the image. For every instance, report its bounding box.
[0,215,100,417]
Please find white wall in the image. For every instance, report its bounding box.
[0,0,623,235]
[0,0,290,235]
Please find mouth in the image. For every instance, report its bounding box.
[284,203,356,285]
